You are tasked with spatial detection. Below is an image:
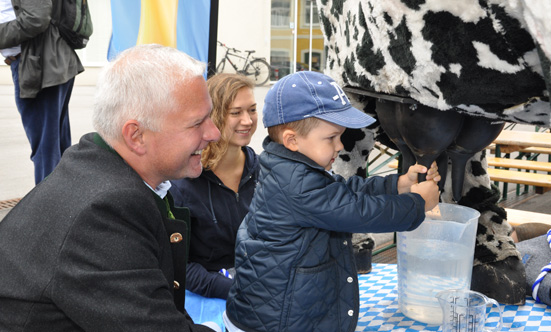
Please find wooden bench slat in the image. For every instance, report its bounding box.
[487,168,551,187]
[518,146,551,154]
[487,157,551,172]
[487,144,551,155]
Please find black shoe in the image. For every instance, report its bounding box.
[354,243,373,274]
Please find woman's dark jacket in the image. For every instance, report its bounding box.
[226,137,426,332]
[170,146,259,299]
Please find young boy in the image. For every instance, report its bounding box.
[224,71,440,332]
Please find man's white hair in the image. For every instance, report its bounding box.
[92,44,207,144]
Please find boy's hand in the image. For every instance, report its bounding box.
[397,162,441,194]
[424,161,441,183]
[411,180,440,211]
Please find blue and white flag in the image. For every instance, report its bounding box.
[107,0,210,64]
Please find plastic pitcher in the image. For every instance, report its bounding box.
[397,203,480,324]
[436,289,503,332]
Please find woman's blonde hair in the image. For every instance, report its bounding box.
[202,73,254,170]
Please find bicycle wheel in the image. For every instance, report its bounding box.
[245,59,271,86]
[216,59,226,73]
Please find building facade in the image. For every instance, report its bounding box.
[1,0,326,84]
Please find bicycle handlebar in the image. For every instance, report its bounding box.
[217,41,240,53]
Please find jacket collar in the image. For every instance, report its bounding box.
[197,146,259,224]
[242,145,260,180]
[92,133,190,223]
[202,146,259,186]
[93,133,120,157]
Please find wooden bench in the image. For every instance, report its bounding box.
[493,130,551,150]
[505,208,551,227]
[488,130,551,198]
[486,168,551,189]
[489,130,551,163]
[486,155,551,196]
[487,144,551,158]
[487,157,551,173]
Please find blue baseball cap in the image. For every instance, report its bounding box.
[262,71,376,128]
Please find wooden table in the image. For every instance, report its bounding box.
[493,130,551,154]
[490,130,551,198]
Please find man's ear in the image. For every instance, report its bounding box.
[282,129,299,151]
[121,120,146,155]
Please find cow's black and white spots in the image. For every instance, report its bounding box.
[318,0,551,125]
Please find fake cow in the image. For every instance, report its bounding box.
[316,0,551,304]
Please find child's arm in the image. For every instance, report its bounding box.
[334,162,439,197]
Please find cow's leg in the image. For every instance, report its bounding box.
[335,127,377,273]
[334,94,380,272]
[446,117,505,201]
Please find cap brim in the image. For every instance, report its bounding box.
[314,106,376,129]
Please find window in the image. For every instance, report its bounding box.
[302,51,323,71]
[271,1,291,28]
[301,0,319,27]
[270,49,292,80]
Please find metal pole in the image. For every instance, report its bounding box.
[207,0,219,78]
[293,0,298,74]
[308,0,313,71]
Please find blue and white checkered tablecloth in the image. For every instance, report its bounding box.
[357,264,551,331]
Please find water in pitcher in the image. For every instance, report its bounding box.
[397,238,474,325]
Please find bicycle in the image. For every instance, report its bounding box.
[216,41,271,86]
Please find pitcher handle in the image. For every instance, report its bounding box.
[484,298,503,332]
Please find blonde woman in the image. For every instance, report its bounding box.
[170,73,258,299]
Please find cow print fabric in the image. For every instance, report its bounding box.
[318,0,550,126]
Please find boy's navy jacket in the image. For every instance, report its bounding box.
[226,137,426,332]
[170,146,259,299]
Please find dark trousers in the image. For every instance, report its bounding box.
[10,58,74,184]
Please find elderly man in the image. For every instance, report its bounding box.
[0,44,221,331]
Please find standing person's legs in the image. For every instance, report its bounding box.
[10,59,74,184]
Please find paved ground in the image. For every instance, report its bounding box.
[0,209,9,220]
[1,84,94,202]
